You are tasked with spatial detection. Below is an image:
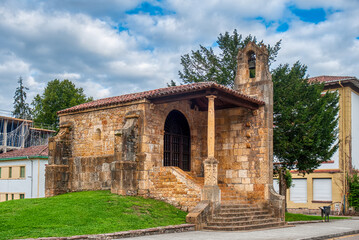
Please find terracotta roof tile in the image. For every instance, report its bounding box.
[58,82,264,114]
[0,145,48,159]
[308,75,356,83]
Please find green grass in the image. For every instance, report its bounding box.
[285,212,349,222]
[0,190,187,240]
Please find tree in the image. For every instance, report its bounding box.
[178,29,281,88]
[12,76,31,119]
[272,62,339,200]
[32,79,93,127]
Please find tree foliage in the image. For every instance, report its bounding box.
[178,29,281,88]
[272,62,339,173]
[12,76,31,119]
[32,79,93,127]
[348,173,359,210]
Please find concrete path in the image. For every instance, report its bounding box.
[123,219,359,240]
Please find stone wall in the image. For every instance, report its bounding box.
[215,107,268,202]
[46,102,146,195]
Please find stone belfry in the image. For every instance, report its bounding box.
[235,42,275,197]
[234,42,272,103]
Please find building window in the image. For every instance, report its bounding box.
[20,166,25,178]
[0,167,1,178]
[313,178,332,202]
[20,194,25,199]
[9,167,12,178]
[5,194,8,201]
[11,194,14,200]
[290,179,307,203]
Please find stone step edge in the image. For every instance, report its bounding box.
[207,218,280,226]
[203,221,285,231]
[211,214,274,221]
[216,211,270,216]
[17,224,196,240]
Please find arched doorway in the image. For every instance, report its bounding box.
[164,110,190,171]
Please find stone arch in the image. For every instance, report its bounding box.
[163,110,191,171]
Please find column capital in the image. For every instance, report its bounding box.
[206,95,217,100]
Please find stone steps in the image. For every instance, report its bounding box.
[210,214,273,222]
[204,221,286,231]
[207,217,280,226]
[203,203,285,231]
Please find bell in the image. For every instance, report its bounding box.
[248,59,255,69]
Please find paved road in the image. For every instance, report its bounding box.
[123,219,359,240]
[328,233,359,240]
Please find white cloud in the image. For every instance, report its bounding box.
[0,0,358,114]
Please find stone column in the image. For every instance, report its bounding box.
[202,95,221,203]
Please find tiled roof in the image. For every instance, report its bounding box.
[309,76,359,91]
[308,76,355,83]
[58,82,265,114]
[0,145,48,159]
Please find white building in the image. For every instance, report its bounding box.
[0,145,48,201]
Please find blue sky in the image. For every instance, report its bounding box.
[0,0,358,113]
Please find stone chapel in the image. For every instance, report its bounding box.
[45,42,285,230]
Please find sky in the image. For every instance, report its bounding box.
[0,0,358,114]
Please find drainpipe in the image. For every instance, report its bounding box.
[27,156,33,198]
[338,81,346,214]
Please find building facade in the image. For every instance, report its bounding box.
[278,76,359,214]
[0,145,48,201]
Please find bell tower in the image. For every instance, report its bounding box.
[234,41,271,103]
[234,42,275,201]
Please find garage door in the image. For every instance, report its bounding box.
[290,179,307,203]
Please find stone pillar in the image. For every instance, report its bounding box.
[202,95,221,203]
[111,111,142,196]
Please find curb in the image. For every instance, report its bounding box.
[18,224,196,240]
[300,230,359,240]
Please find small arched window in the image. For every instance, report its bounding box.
[94,128,101,141]
[247,51,256,78]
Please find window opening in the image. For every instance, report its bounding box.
[9,167,12,178]
[164,110,191,171]
[248,51,256,78]
[20,166,25,178]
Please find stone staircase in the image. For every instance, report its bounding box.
[149,167,203,211]
[204,203,285,231]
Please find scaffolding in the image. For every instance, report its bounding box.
[0,116,55,153]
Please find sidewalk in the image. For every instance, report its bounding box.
[123,219,359,240]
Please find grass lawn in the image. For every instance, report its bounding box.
[285,212,349,222]
[0,190,187,240]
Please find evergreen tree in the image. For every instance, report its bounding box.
[12,76,31,119]
[32,79,93,128]
[273,62,339,172]
[178,29,281,88]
